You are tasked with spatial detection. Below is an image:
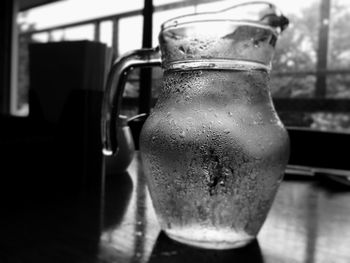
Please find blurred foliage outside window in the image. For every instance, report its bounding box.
[272,0,350,98]
[270,0,350,131]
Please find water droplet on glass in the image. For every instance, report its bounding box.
[135,231,143,237]
[179,131,186,138]
[179,46,185,54]
[170,133,177,140]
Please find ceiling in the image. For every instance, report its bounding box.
[19,0,64,11]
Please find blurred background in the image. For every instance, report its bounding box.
[8,0,350,132]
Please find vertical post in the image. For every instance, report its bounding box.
[112,18,119,58]
[315,0,331,98]
[60,28,66,41]
[0,0,18,115]
[94,21,101,42]
[139,0,153,114]
[48,30,54,42]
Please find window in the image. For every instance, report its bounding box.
[17,0,350,132]
[271,0,350,131]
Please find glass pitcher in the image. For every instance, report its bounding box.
[101,1,290,249]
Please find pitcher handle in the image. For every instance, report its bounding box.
[101,47,161,156]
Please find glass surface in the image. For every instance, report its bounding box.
[141,70,289,249]
[152,7,195,47]
[134,3,290,249]
[100,1,290,248]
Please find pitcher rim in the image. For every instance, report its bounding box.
[160,1,287,34]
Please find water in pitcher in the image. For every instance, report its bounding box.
[101,2,289,249]
[140,69,289,249]
[139,15,289,248]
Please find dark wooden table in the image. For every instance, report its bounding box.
[1,152,350,263]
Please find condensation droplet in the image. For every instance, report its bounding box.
[135,231,143,237]
[179,131,186,138]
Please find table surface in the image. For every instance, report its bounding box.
[2,152,350,263]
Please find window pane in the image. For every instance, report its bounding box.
[100,21,113,47]
[21,0,144,30]
[326,74,350,98]
[51,29,65,42]
[119,15,143,55]
[270,75,316,98]
[63,24,94,41]
[17,0,350,133]
[328,0,350,69]
[272,0,321,73]
[195,0,240,13]
[154,0,185,6]
[31,32,49,42]
[311,113,350,132]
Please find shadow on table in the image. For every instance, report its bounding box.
[148,231,264,263]
[102,170,133,231]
